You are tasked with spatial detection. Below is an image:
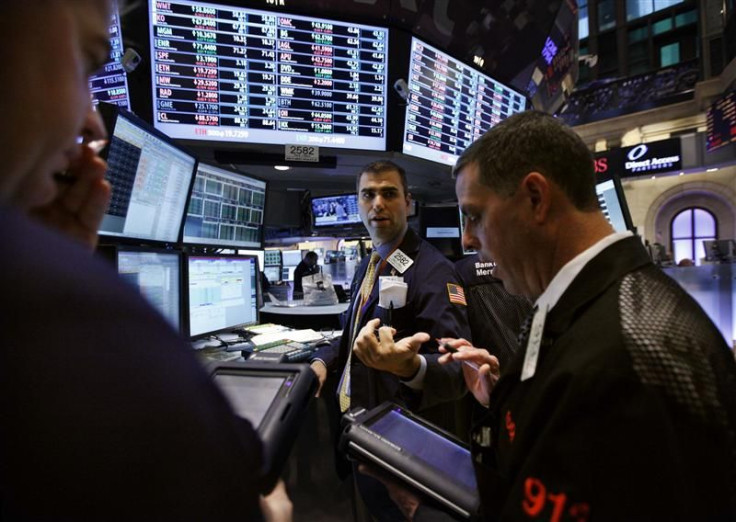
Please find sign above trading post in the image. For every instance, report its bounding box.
[621,139,682,177]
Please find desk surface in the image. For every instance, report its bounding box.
[260,303,349,315]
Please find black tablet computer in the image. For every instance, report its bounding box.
[340,402,480,519]
[209,362,317,492]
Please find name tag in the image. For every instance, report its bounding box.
[521,305,547,382]
[387,249,413,274]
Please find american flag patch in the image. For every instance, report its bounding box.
[447,283,467,306]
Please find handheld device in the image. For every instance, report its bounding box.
[340,402,480,519]
[209,362,317,492]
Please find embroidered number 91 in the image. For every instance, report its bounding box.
[522,477,589,522]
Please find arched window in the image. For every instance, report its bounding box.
[671,207,717,265]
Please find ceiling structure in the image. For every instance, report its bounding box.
[124,0,575,203]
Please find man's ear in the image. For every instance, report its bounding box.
[520,172,551,223]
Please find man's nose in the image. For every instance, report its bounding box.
[80,105,107,143]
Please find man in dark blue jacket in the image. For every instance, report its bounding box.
[310,160,470,521]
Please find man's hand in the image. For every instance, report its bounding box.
[437,339,500,407]
[259,480,293,522]
[30,144,110,250]
[353,318,429,379]
[309,360,328,397]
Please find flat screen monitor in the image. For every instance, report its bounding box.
[420,205,462,260]
[281,266,296,281]
[90,1,130,109]
[595,177,634,233]
[311,194,361,227]
[281,250,303,267]
[149,0,389,151]
[117,246,183,333]
[706,90,736,152]
[264,266,281,282]
[264,250,282,266]
[97,104,198,243]
[187,254,260,339]
[182,162,266,248]
[402,36,527,166]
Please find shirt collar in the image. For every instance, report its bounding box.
[535,231,633,312]
[374,227,409,260]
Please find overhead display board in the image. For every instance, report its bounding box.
[402,37,526,166]
[149,0,389,150]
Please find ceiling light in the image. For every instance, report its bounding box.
[274,165,290,171]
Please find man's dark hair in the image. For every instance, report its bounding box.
[357,160,409,198]
[304,251,318,263]
[453,111,598,211]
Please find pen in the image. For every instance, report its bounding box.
[436,339,480,371]
[387,300,393,328]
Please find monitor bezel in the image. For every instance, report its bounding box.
[185,252,262,341]
[97,102,199,247]
[181,161,269,250]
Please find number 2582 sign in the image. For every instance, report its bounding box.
[285,145,319,162]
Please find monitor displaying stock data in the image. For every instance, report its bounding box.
[98,104,198,243]
[595,177,633,233]
[182,162,266,249]
[187,254,259,338]
[402,37,526,166]
[90,1,130,108]
[149,0,389,150]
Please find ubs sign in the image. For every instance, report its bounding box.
[621,139,682,176]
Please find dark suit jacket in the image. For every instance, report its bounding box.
[472,236,736,521]
[0,206,264,520]
[314,228,469,432]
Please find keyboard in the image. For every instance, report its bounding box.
[257,342,315,363]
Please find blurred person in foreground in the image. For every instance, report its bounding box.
[0,2,289,519]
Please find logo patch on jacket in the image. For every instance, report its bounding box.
[505,410,516,443]
[447,283,467,306]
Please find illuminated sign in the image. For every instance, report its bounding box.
[622,139,681,175]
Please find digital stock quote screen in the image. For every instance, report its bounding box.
[402,37,526,166]
[149,0,389,150]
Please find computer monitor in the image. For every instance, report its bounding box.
[281,250,303,267]
[281,266,297,282]
[97,103,198,244]
[311,194,362,228]
[89,0,130,109]
[116,246,183,333]
[182,162,267,249]
[149,0,389,151]
[187,254,260,339]
[264,250,282,267]
[402,36,526,166]
[264,266,281,283]
[595,177,634,233]
[703,239,736,263]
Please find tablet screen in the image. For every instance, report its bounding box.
[213,374,285,429]
[368,408,477,490]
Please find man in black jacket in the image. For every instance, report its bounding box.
[442,111,736,521]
